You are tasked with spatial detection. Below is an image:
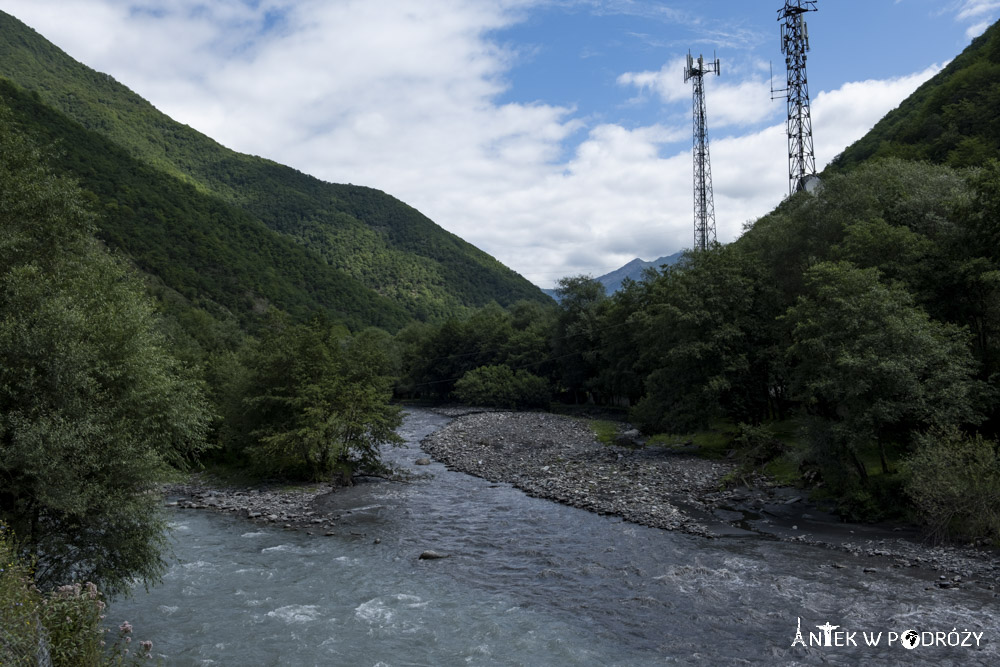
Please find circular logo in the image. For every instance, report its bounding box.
[901,630,920,650]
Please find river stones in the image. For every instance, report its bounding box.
[420,411,727,535]
[419,410,1000,590]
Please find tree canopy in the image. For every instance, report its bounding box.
[0,117,211,595]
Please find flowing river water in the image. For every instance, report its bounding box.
[110,410,997,665]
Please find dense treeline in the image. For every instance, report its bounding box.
[0,115,211,597]
[396,159,1000,543]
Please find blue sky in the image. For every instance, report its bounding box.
[496,1,982,156]
[1,1,996,287]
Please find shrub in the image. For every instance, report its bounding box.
[0,523,153,666]
[453,365,550,410]
[903,429,1000,544]
[732,423,785,467]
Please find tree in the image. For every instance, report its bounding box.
[454,364,550,409]
[904,428,1000,543]
[0,116,211,595]
[630,246,784,433]
[785,261,985,482]
[552,276,606,403]
[236,317,403,482]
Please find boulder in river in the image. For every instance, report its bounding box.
[419,550,450,560]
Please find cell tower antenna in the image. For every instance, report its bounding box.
[684,50,720,251]
[775,0,819,195]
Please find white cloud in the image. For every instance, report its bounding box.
[955,0,1000,21]
[811,65,943,166]
[618,58,778,129]
[950,0,998,36]
[0,1,949,288]
[966,19,993,37]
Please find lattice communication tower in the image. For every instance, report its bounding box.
[684,51,720,251]
[775,0,819,195]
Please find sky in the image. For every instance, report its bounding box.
[1,1,996,288]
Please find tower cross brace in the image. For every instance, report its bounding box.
[684,52,720,252]
[777,0,818,195]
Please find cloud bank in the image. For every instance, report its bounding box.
[2,0,946,286]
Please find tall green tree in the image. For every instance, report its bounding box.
[0,117,211,595]
[631,246,783,433]
[552,276,607,403]
[233,317,403,482]
[785,261,985,482]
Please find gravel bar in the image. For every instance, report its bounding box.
[421,410,733,536]
[420,410,1000,589]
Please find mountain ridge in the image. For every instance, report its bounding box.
[542,252,684,300]
[0,10,550,327]
[826,20,1000,172]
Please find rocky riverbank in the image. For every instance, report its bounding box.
[165,480,360,537]
[421,409,1000,591]
[163,407,999,590]
[421,409,730,535]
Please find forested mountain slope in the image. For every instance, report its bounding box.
[827,20,1000,172]
[0,11,548,325]
[0,80,410,330]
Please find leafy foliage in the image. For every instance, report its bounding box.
[220,317,403,482]
[829,21,1000,171]
[904,429,1000,543]
[785,261,984,480]
[0,79,411,332]
[1,525,153,666]
[396,301,556,400]
[630,246,783,433]
[0,120,211,595]
[551,277,607,404]
[454,365,550,409]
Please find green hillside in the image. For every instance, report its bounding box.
[828,20,1000,172]
[0,80,410,331]
[0,10,548,325]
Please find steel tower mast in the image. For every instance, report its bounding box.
[776,0,818,195]
[684,51,720,251]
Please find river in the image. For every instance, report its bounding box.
[109,409,996,665]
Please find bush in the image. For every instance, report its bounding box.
[453,365,550,410]
[0,523,153,666]
[904,429,1000,544]
[732,423,785,467]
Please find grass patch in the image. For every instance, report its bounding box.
[763,453,802,486]
[589,419,620,446]
[645,421,736,459]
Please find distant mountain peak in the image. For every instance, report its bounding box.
[542,251,684,300]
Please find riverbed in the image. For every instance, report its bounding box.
[110,409,997,665]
